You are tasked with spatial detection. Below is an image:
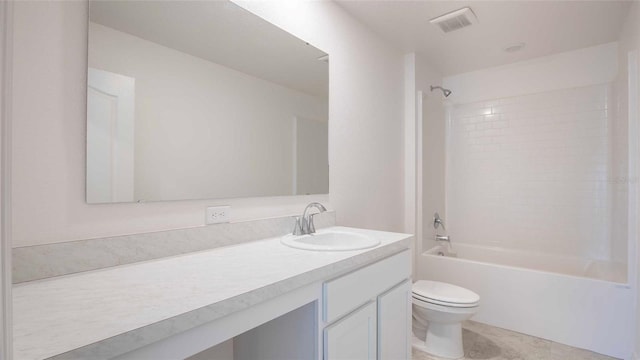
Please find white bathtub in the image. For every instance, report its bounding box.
[418,243,634,359]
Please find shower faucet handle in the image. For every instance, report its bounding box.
[434,212,446,230]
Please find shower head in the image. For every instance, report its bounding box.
[430,85,452,97]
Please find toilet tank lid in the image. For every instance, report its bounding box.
[413,280,480,304]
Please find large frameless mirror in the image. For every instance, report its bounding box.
[86,0,329,203]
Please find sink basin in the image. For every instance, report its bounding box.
[281,229,380,251]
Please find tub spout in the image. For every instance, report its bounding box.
[435,234,450,242]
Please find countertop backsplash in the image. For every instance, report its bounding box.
[13,211,336,283]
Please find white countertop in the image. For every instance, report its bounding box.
[13,226,412,360]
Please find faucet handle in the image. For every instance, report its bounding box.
[308,213,319,234]
[292,216,303,236]
[434,212,446,231]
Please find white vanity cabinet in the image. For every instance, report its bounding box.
[106,247,413,360]
[15,224,413,360]
[322,250,412,360]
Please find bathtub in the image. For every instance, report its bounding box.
[418,243,634,359]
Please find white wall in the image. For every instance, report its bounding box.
[187,339,233,360]
[443,43,622,263]
[444,42,618,105]
[89,23,327,201]
[11,0,404,247]
[403,54,416,238]
[0,1,12,356]
[617,1,640,357]
[416,55,445,254]
[403,53,444,277]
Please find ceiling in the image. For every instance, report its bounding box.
[335,0,632,76]
[90,1,328,98]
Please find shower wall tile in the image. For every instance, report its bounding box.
[446,84,619,260]
[13,211,336,283]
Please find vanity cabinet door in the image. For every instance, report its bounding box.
[377,280,411,360]
[324,301,377,360]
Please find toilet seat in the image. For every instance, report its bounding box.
[412,280,479,308]
[412,293,479,308]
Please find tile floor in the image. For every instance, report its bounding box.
[412,321,618,360]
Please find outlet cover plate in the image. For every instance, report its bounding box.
[206,206,230,225]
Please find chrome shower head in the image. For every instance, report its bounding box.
[430,85,452,97]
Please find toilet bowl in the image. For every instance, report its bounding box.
[412,280,480,359]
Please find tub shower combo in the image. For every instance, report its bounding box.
[415,80,635,359]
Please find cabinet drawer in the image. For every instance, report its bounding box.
[323,250,410,323]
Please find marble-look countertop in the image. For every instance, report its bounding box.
[13,226,412,360]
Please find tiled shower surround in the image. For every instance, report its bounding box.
[446,83,627,265]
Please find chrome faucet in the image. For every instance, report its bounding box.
[433,212,450,242]
[293,202,327,235]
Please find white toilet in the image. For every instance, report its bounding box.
[412,280,480,359]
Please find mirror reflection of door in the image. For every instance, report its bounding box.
[293,116,329,195]
[86,68,135,203]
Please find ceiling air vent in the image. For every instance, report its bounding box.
[430,7,477,33]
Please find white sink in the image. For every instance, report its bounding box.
[281,229,380,251]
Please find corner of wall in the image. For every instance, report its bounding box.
[403,52,417,232]
[0,0,13,357]
[413,53,445,281]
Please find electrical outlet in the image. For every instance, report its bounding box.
[206,206,230,225]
